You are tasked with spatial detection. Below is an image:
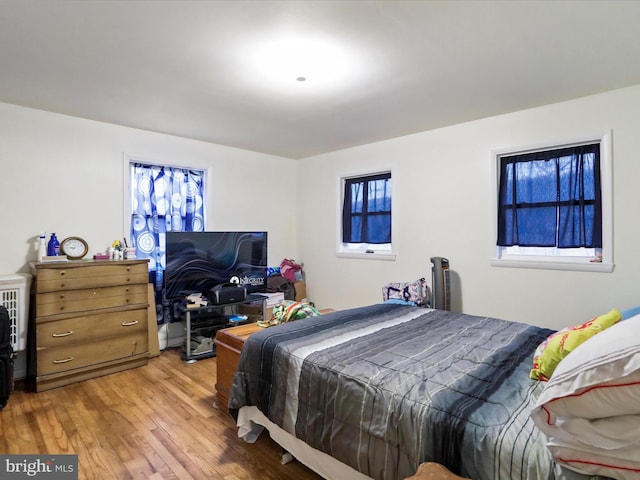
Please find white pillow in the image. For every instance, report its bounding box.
[537,369,640,420]
[531,314,640,479]
[545,442,640,480]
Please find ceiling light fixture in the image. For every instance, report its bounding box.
[241,34,361,94]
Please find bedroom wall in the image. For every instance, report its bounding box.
[297,84,640,330]
[0,101,298,376]
[0,102,298,275]
[3,84,639,338]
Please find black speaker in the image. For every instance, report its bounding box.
[208,284,247,305]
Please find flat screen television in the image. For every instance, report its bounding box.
[164,231,267,300]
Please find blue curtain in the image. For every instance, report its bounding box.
[497,144,602,248]
[342,173,392,244]
[130,163,205,323]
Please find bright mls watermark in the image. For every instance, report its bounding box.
[1,455,77,479]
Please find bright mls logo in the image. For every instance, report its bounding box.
[1,455,77,479]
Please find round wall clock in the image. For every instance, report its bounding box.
[60,236,89,260]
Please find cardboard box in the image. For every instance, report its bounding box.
[294,281,307,302]
[239,303,274,322]
[258,292,285,307]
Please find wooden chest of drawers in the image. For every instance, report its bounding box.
[214,322,264,410]
[29,259,150,391]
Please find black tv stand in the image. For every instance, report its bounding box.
[179,299,262,363]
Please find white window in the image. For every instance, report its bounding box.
[490,132,612,272]
[337,171,395,260]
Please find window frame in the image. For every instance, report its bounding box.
[489,131,613,272]
[336,169,396,261]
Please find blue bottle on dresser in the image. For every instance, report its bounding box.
[47,233,60,256]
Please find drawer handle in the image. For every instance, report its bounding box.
[52,330,74,337]
[122,320,139,327]
[52,356,75,364]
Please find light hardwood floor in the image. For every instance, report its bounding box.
[0,349,323,480]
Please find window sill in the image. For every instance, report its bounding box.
[336,251,397,261]
[489,258,614,273]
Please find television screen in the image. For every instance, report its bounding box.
[165,231,267,300]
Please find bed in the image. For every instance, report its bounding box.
[228,303,635,480]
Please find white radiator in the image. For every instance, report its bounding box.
[0,273,32,352]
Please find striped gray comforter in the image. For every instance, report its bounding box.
[228,304,602,480]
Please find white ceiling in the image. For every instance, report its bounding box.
[1,0,639,159]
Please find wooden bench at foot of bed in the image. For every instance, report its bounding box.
[405,463,470,480]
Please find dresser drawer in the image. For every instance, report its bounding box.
[37,272,148,293]
[36,262,148,293]
[36,284,148,317]
[36,308,147,347]
[37,331,149,376]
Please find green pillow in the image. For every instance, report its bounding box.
[530,308,621,381]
